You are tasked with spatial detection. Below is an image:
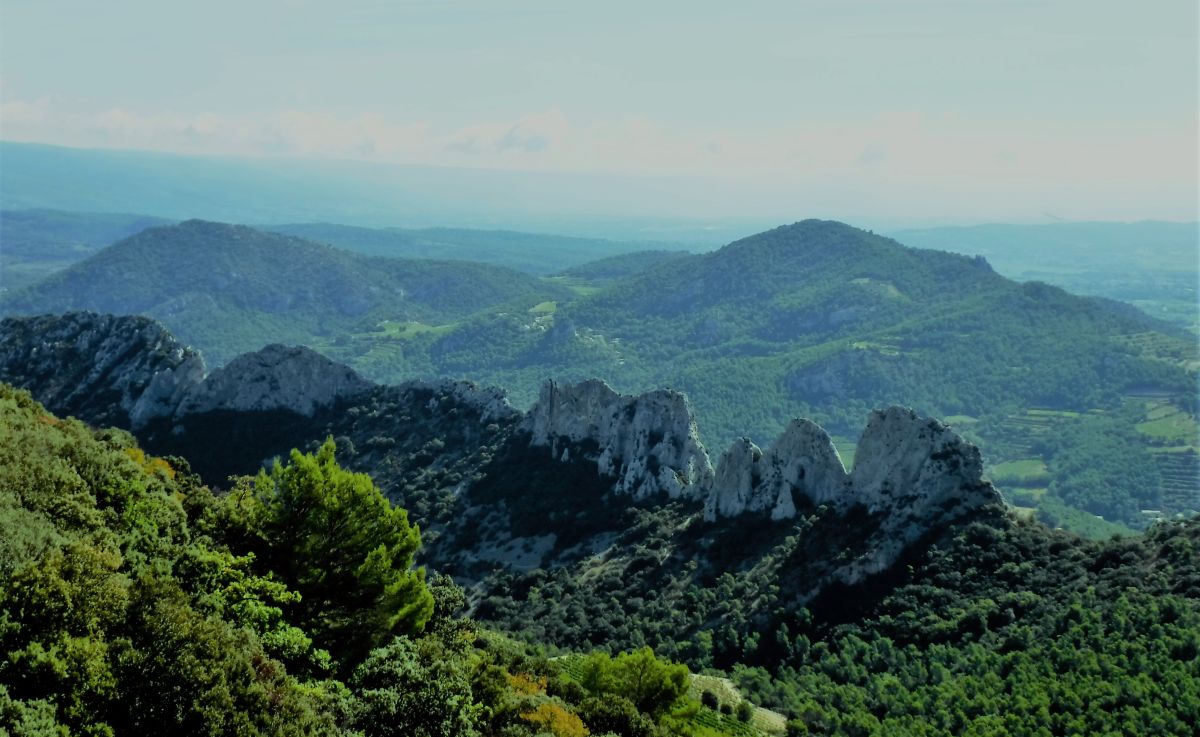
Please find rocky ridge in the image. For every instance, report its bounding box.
[176,344,374,417]
[0,314,998,542]
[0,312,204,429]
[2,313,1003,593]
[0,313,381,427]
[524,379,999,533]
[524,378,714,500]
[704,418,849,521]
[1,313,1009,623]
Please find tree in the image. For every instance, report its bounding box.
[349,636,479,737]
[578,647,689,718]
[226,438,434,670]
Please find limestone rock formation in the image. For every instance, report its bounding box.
[702,406,996,532]
[701,405,1000,589]
[419,378,517,424]
[176,343,373,417]
[0,312,205,429]
[704,419,850,521]
[848,405,997,536]
[523,378,714,500]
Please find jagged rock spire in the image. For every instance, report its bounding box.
[523,378,714,500]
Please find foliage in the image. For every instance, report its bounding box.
[0,385,709,736]
[221,438,434,671]
[473,488,1200,736]
[0,384,344,736]
[576,647,690,717]
[348,635,479,737]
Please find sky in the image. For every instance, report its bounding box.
[1,0,1197,223]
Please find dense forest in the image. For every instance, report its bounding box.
[0,384,714,736]
[1,381,1197,735]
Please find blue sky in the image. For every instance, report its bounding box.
[1,0,1196,222]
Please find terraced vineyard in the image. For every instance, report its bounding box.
[687,674,787,736]
[988,407,1086,459]
[1153,449,1200,517]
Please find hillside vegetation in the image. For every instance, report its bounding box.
[0,220,569,365]
[0,384,753,737]
[0,209,171,292]
[2,382,1196,735]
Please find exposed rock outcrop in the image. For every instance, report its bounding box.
[846,406,998,567]
[703,406,997,526]
[419,378,517,424]
[704,419,849,520]
[523,378,714,500]
[176,344,373,417]
[0,312,204,428]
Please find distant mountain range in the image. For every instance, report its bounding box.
[894,221,1199,332]
[2,217,1195,535]
[0,220,568,364]
[0,208,688,292]
[0,140,772,242]
[264,222,686,275]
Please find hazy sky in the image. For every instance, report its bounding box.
[1,0,1197,222]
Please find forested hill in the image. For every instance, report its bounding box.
[336,219,1195,532]
[2,377,1198,736]
[0,209,172,291]
[0,220,568,365]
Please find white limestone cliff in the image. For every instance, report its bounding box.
[703,418,851,521]
[523,378,714,500]
[176,344,373,417]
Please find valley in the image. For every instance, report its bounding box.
[1,313,1197,735]
[3,2,1196,733]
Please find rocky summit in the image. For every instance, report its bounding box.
[0,312,204,429]
[524,378,998,541]
[176,343,374,417]
[524,378,714,500]
[0,313,380,428]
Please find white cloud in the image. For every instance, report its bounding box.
[0,97,1195,221]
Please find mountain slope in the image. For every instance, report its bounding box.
[324,220,1197,530]
[557,249,692,284]
[0,220,569,365]
[0,208,172,292]
[2,316,1197,736]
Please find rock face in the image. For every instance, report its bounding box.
[177,344,373,417]
[524,379,714,500]
[703,406,996,526]
[0,312,205,428]
[525,379,995,539]
[848,405,996,531]
[704,419,849,521]
[419,378,517,424]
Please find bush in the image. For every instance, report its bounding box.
[735,700,754,722]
